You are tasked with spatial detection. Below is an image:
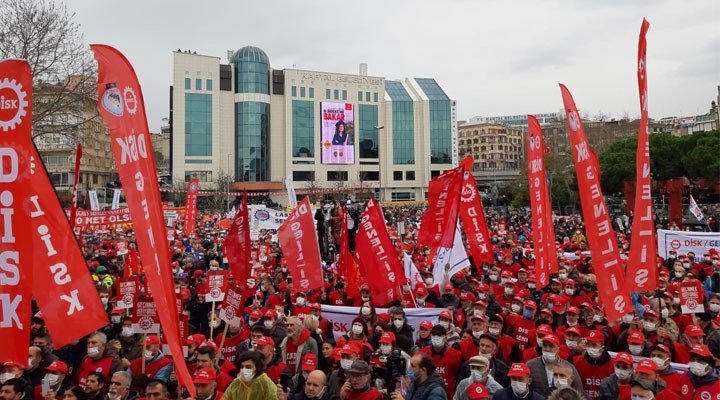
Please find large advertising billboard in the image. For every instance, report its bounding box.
[321,102,354,164]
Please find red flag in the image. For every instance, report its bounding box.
[457,162,494,265]
[627,19,657,293]
[526,116,558,288]
[345,254,362,299]
[278,197,324,293]
[0,59,35,366]
[183,178,199,237]
[560,84,632,322]
[70,143,82,228]
[91,44,195,396]
[123,246,140,279]
[225,194,251,295]
[337,206,350,278]
[419,167,463,249]
[355,198,404,305]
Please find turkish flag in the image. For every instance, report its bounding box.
[91,44,195,396]
[278,197,324,293]
[0,59,35,366]
[184,178,199,237]
[225,193,251,295]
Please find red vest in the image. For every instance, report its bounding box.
[214,331,247,363]
[130,356,173,379]
[76,356,114,387]
[419,345,462,399]
[572,354,614,399]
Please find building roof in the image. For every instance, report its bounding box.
[230,46,269,64]
[415,78,449,101]
[386,81,413,101]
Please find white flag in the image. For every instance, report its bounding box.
[111,189,121,209]
[689,195,704,221]
[285,173,297,207]
[403,252,423,289]
[431,222,470,291]
[88,190,100,211]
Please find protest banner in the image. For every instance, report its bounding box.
[117,278,139,310]
[205,270,227,302]
[131,296,160,333]
[679,280,705,314]
[657,229,720,263]
[320,305,446,340]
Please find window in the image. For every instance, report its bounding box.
[365,92,370,102]
[293,171,315,181]
[309,88,314,98]
[185,78,191,90]
[235,102,269,182]
[327,171,348,181]
[431,170,441,178]
[292,100,314,158]
[50,172,71,186]
[300,87,306,98]
[391,192,416,201]
[359,171,379,181]
[234,56,269,94]
[415,79,451,164]
[291,86,297,97]
[333,89,339,100]
[386,81,415,165]
[342,90,347,100]
[195,79,202,90]
[185,171,212,182]
[393,171,403,181]
[206,79,213,91]
[406,171,415,180]
[358,92,363,102]
[185,93,212,156]
[358,105,378,158]
[326,88,331,98]
[374,92,378,102]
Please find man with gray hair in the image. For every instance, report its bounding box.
[454,356,503,400]
[76,331,122,387]
[280,316,318,374]
[105,371,138,400]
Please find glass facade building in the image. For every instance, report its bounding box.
[358,104,378,159]
[416,78,452,164]
[386,81,415,165]
[292,100,314,158]
[184,93,212,157]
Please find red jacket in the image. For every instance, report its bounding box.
[419,344,462,399]
[130,355,173,379]
[573,353,614,399]
[457,336,480,361]
[76,355,115,387]
[214,330,248,363]
[505,314,537,351]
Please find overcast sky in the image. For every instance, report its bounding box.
[70,0,719,132]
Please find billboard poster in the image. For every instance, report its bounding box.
[321,102,355,164]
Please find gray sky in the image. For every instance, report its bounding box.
[70,0,719,132]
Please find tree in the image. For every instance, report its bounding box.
[205,170,233,211]
[0,0,97,138]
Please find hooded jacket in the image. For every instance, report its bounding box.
[280,329,318,373]
[405,372,446,400]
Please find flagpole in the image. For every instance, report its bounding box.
[216,324,229,365]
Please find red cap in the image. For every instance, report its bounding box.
[565,326,581,336]
[249,310,262,320]
[507,363,531,377]
[360,283,370,291]
[524,300,537,310]
[627,330,645,344]
[264,310,276,319]
[566,306,579,315]
[635,359,658,375]
[505,279,517,287]
[416,287,428,296]
[537,324,553,336]
[543,334,561,346]
[684,325,705,337]
[501,271,512,278]
[444,283,454,291]
[474,300,487,308]
[310,303,321,311]
[420,321,433,330]
[477,283,490,291]
[379,332,396,344]
[439,311,453,321]
[614,352,633,365]
[643,310,659,319]
[467,383,489,400]
[145,335,161,346]
[527,274,537,283]
[44,360,68,374]
[539,308,553,317]
[187,334,206,346]
[470,314,487,322]
[586,330,605,343]
[193,269,204,277]
[689,344,712,358]
[565,279,576,286]
[460,292,476,301]
[111,307,124,315]
[650,343,671,356]
[339,344,358,356]
[377,313,391,324]
[255,336,275,348]
[301,353,317,372]
[193,367,217,384]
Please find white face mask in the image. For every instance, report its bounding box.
[528,283,536,290]
[470,370,484,383]
[558,273,567,280]
[652,357,667,369]
[542,351,557,363]
[240,368,255,382]
[554,377,569,387]
[488,327,501,336]
[264,320,274,329]
[431,336,444,348]
[211,319,221,329]
[674,271,684,278]
[709,303,720,312]
[586,347,603,359]
[393,319,404,329]
[361,296,370,302]
[296,297,306,306]
[511,304,521,313]
[511,381,529,396]
[361,307,371,316]
[565,339,578,349]
[425,278,434,286]
[565,288,575,296]
[504,288,514,296]
[661,308,669,318]
[500,278,508,285]
[380,344,392,355]
[643,321,657,332]
[340,359,353,370]
[121,327,134,338]
[628,345,643,355]
[101,297,109,306]
[593,314,604,323]
[614,367,632,380]
[673,298,681,306]
[209,266,218,271]
[352,324,364,335]
[688,361,709,377]
[488,275,498,282]
[45,374,60,386]
[87,346,100,357]
[144,349,155,361]
[438,321,449,329]
[472,331,483,339]
[0,372,14,384]
[477,293,486,300]
[622,314,634,324]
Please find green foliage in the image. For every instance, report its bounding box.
[599,130,720,193]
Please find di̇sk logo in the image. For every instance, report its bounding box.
[0,78,29,131]
[567,109,580,132]
[460,181,476,203]
[138,316,154,330]
[123,86,138,115]
[188,182,198,192]
[255,209,270,221]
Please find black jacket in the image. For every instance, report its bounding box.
[491,386,544,400]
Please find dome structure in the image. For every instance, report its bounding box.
[230,46,269,65]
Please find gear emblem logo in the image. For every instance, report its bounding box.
[0,78,29,132]
[123,86,138,115]
[460,182,476,203]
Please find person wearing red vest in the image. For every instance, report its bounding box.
[456,315,486,361]
[634,358,683,400]
[685,344,720,400]
[76,332,122,388]
[521,324,553,363]
[505,300,539,352]
[572,330,614,399]
[649,343,694,398]
[418,324,462,399]
[129,335,173,381]
[256,336,290,384]
[192,367,223,400]
[291,293,312,321]
[213,320,248,364]
[674,325,705,364]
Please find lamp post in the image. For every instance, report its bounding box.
[373,125,385,201]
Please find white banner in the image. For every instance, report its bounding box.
[432,223,470,289]
[403,252,422,290]
[248,205,290,241]
[88,190,100,211]
[285,173,297,208]
[111,189,121,210]
[320,305,447,340]
[657,229,720,263]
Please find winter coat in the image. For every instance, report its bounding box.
[526,356,584,397]
[404,372,447,400]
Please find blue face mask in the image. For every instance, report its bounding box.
[407,369,416,381]
[522,309,534,320]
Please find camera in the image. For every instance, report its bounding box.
[372,349,406,395]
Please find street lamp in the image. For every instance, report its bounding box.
[374,125,385,201]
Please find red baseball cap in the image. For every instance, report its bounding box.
[310,303,322,311]
[44,360,68,374]
[689,344,712,358]
[420,321,433,330]
[416,287,428,297]
[684,325,705,337]
[339,344,358,356]
[507,363,531,377]
[193,367,217,384]
[614,352,633,365]
[470,314,487,322]
[537,324,553,336]
[301,353,317,372]
[255,336,275,348]
[565,326,581,336]
[627,331,645,344]
[635,359,658,375]
[643,310,659,319]
[566,306,579,315]
[467,383,489,399]
[542,334,561,346]
[187,334,206,346]
[145,335,161,346]
[650,343,671,356]
[524,300,537,310]
[264,310,276,319]
[439,311,453,320]
[586,330,605,343]
[111,307,124,315]
[444,283,454,291]
[379,332,396,344]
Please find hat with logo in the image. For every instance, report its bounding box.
[689,344,714,364]
[684,325,705,337]
[439,311,453,321]
[635,359,658,375]
[301,353,317,372]
[255,336,275,348]
[507,363,531,377]
[587,330,605,343]
[542,334,561,347]
[613,352,633,366]
[44,360,68,374]
[467,383,489,400]
[379,332,396,344]
[339,344,359,356]
[419,320,433,330]
[193,367,217,384]
[627,330,645,344]
[144,335,161,346]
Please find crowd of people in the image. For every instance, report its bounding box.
[4,198,720,400]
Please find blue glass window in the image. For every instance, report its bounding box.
[374,92,378,102]
[386,81,415,165]
[358,92,363,102]
[365,92,370,102]
[326,88,331,99]
[235,102,269,181]
[358,105,378,159]
[416,79,451,164]
[309,88,314,98]
[300,87,306,98]
[342,90,347,100]
[206,79,213,91]
[333,89,339,100]
[195,79,202,90]
[233,47,269,94]
[184,93,212,157]
[291,86,297,97]
[292,100,314,158]
[184,78,191,90]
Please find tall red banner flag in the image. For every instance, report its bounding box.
[278,197,324,293]
[225,194,251,295]
[458,166,495,265]
[560,84,632,322]
[418,166,463,249]
[70,143,82,228]
[0,59,35,366]
[526,116,558,288]
[183,178,199,237]
[356,198,405,305]
[91,45,195,396]
[337,206,350,278]
[627,19,657,293]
